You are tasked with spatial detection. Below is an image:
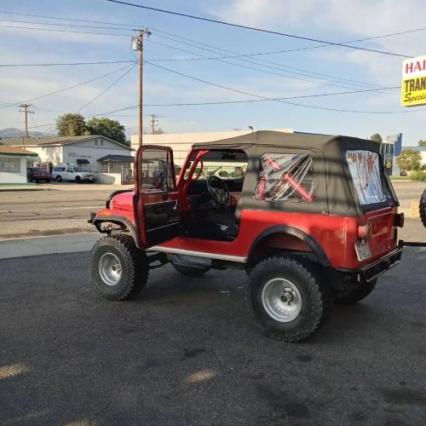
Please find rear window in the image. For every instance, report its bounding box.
[346,150,391,206]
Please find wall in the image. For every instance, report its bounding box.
[96,173,122,185]
[0,157,27,183]
[23,146,62,165]
[62,137,132,172]
[131,129,294,166]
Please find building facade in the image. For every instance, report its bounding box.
[0,146,38,184]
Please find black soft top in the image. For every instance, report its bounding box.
[192,130,394,217]
[193,130,381,155]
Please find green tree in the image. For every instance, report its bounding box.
[86,117,126,144]
[418,140,426,147]
[56,113,87,136]
[397,149,422,171]
[370,133,383,143]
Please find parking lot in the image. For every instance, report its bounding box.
[0,180,425,425]
[0,246,425,425]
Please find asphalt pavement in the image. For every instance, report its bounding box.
[0,246,425,425]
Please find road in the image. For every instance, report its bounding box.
[1,181,425,241]
[0,246,425,425]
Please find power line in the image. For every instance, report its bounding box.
[0,64,132,110]
[147,34,380,90]
[0,59,135,67]
[104,0,412,58]
[1,9,424,56]
[77,64,135,112]
[143,61,419,114]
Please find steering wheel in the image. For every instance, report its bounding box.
[207,175,230,207]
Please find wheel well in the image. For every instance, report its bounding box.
[93,218,139,248]
[247,228,330,268]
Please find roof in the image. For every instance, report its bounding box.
[1,135,132,150]
[97,154,134,162]
[192,130,379,153]
[0,146,38,156]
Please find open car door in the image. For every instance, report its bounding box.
[134,145,180,248]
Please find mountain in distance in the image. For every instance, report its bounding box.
[0,127,55,139]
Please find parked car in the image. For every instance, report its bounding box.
[27,167,51,183]
[88,131,403,342]
[52,166,95,183]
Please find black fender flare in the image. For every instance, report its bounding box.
[92,215,139,248]
[247,225,330,267]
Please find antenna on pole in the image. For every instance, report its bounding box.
[132,28,151,147]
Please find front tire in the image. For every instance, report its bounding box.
[335,279,377,305]
[420,189,426,228]
[56,175,63,182]
[75,175,81,183]
[248,256,329,342]
[90,234,148,301]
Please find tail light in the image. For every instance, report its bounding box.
[357,223,371,240]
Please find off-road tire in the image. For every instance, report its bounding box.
[90,234,148,301]
[420,189,426,228]
[56,175,63,182]
[171,263,210,277]
[335,279,377,305]
[248,256,330,342]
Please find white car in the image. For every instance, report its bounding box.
[52,166,95,183]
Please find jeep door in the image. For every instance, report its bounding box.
[134,145,180,248]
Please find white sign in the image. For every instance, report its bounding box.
[401,55,426,107]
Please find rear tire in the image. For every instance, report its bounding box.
[248,256,330,342]
[90,234,148,301]
[335,279,377,305]
[420,189,426,228]
[56,175,63,182]
[171,263,210,276]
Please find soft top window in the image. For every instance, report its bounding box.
[255,153,315,203]
[346,150,390,206]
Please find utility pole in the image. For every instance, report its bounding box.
[19,104,34,138]
[148,113,160,134]
[132,28,151,147]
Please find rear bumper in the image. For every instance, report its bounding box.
[336,241,403,284]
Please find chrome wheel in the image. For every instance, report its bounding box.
[261,278,302,322]
[98,252,122,286]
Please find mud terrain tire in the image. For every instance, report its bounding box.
[248,256,330,342]
[420,189,426,228]
[90,234,148,301]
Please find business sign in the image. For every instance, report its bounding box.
[401,55,426,107]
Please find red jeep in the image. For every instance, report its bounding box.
[89,131,403,342]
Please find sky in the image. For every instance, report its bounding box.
[0,0,425,145]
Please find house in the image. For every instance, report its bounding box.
[2,135,134,184]
[0,146,38,184]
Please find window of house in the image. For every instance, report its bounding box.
[0,158,20,173]
[255,153,315,202]
[141,149,175,193]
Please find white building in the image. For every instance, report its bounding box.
[0,146,38,184]
[3,135,134,184]
[131,129,294,165]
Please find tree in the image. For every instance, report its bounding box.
[370,133,383,143]
[418,140,426,147]
[56,113,87,136]
[86,117,126,144]
[397,149,422,172]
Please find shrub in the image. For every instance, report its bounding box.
[408,170,426,181]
